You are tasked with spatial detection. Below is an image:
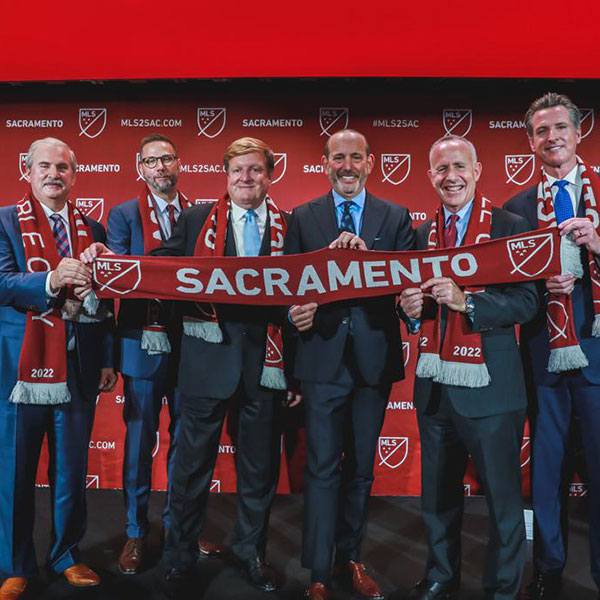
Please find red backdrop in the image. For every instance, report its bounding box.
[0,78,594,497]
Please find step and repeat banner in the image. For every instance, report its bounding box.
[0,80,596,498]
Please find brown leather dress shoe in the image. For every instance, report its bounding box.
[0,578,27,600]
[63,564,101,587]
[198,539,226,558]
[305,582,333,600]
[347,561,384,599]
[118,537,144,575]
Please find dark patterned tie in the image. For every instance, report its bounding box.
[553,180,574,224]
[50,214,71,257]
[339,200,356,234]
[443,214,459,247]
[167,204,177,236]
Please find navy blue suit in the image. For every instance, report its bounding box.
[0,204,113,579]
[505,186,600,589]
[107,198,181,539]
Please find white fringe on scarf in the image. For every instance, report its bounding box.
[434,360,491,388]
[182,316,223,343]
[141,330,171,355]
[548,345,589,373]
[10,381,70,405]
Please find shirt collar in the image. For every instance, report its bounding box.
[40,199,70,223]
[443,198,474,224]
[332,188,366,210]
[230,197,268,222]
[545,164,581,188]
[151,191,181,214]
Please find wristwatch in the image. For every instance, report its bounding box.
[464,294,475,315]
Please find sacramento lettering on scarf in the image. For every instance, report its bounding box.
[93,228,563,305]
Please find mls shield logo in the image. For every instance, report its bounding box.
[547,300,569,344]
[507,232,554,278]
[378,437,409,469]
[135,152,144,181]
[151,432,160,458]
[79,108,107,138]
[520,436,531,468]
[197,108,226,138]
[580,108,595,139]
[464,484,472,497]
[271,153,287,184]
[505,154,535,185]
[75,198,104,222]
[19,152,28,181]
[443,109,472,137]
[381,154,411,185]
[265,331,283,367]
[210,480,221,493]
[86,475,100,489]
[195,198,218,204]
[94,258,142,295]
[402,341,410,367]
[569,483,588,497]
[319,107,349,137]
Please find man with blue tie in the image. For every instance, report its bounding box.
[285,129,414,600]
[0,138,116,600]
[145,137,291,594]
[504,93,600,600]
[105,134,222,575]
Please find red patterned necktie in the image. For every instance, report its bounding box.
[443,214,459,248]
[167,204,177,234]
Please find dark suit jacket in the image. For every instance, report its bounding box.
[504,186,600,385]
[107,198,180,379]
[283,190,414,385]
[0,205,114,402]
[150,202,287,399]
[413,207,539,418]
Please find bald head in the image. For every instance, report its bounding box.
[324,129,370,158]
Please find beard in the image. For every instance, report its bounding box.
[147,173,177,195]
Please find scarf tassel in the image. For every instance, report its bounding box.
[434,360,491,388]
[10,381,70,405]
[592,314,600,338]
[183,317,224,343]
[141,328,171,355]
[547,345,589,373]
[415,353,441,379]
[560,235,584,278]
[260,366,287,390]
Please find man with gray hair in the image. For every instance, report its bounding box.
[397,135,537,600]
[504,92,600,600]
[0,138,116,599]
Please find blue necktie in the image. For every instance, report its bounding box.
[243,210,261,256]
[339,200,356,234]
[553,180,574,224]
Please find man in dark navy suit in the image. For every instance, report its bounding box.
[285,129,414,600]
[0,138,116,600]
[105,134,222,575]
[504,93,600,600]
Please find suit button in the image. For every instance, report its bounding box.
[342,317,349,325]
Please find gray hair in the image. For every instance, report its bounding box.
[25,137,77,172]
[525,92,581,137]
[429,135,478,165]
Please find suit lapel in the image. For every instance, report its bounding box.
[360,192,389,249]
[309,192,340,246]
[225,218,238,256]
[259,211,271,256]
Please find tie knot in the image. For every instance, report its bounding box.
[342,200,356,211]
[553,180,569,190]
[167,204,176,215]
[446,214,459,226]
[244,210,257,221]
[50,213,62,224]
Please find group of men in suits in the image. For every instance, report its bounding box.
[0,91,598,600]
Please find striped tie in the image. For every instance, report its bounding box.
[50,214,71,258]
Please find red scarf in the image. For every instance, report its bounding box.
[416,193,492,388]
[138,184,192,355]
[11,192,94,405]
[182,194,287,390]
[536,157,600,372]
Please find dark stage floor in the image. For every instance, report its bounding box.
[25,489,595,599]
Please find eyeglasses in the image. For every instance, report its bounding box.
[140,154,178,168]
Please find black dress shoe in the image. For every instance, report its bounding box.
[403,579,457,600]
[521,573,562,600]
[241,556,278,592]
[161,567,194,599]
